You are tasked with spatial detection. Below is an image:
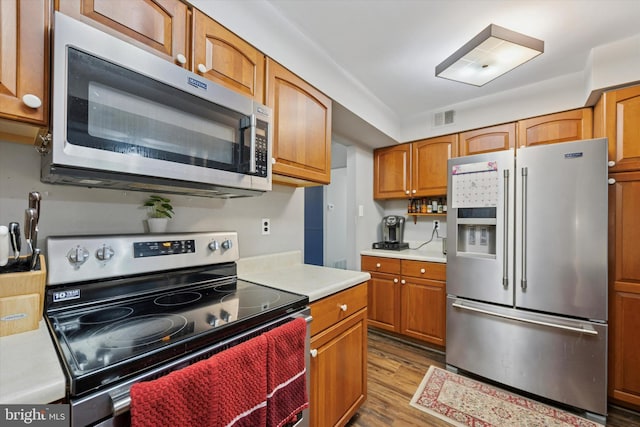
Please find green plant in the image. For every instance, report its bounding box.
[143,195,174,219]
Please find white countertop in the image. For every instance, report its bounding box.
[361,240,447,263]
[238,251,370,302]
[0,320,66,404]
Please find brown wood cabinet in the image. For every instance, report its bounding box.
[373,135,457,200]
[57,0,189,67]
[458,123,516,156]
[608,170,640,410]
[192,9,265,102]
[517,108,592,147]
[594,84,640,173]
[361,255,446,347]
[266,58,332,186]
[309,283,367,427]
[0,0,50,136]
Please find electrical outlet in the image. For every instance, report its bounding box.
[433,220,440,231]
[261,218,271,235]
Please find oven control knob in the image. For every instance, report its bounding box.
[96,245,115,261]
[221,239,233,250]
[208,240,220,251]
[67,246,89,268]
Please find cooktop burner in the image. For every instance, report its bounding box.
[154,291,203,306]
[78,307,134,324]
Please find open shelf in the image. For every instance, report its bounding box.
[407,212,446,223]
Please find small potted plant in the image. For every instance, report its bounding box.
[143,195,174,233]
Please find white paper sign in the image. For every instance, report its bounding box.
[451,161,499,208]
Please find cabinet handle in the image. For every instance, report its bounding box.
[176,53,187,65]
[393,278,399,283]
[22,94,42,109]
[608,160,615,167]
[608,178,616,185]
[271,157,276,164]
[420,268,425,274]
[412,189,417,194]
[376,263,381,268]
[197,63,207,74]
[405,190,410,195]
[310,349,318,358]
[401,279,406,285]
[339,304,348,312]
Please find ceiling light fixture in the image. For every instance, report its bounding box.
[435,24,544,87]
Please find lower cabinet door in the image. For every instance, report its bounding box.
[400,277,445,346]
[310,309,367,427]
[367,273,399,332]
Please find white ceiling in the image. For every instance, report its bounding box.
[263,0,640,145]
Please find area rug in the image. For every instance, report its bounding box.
[410,366,604,427]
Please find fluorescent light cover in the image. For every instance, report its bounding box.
[436,24,544,86]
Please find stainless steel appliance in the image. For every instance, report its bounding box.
[44,232,310,427]
[41,12,271,198]
[446,138,608,421]
[372,215,409,250]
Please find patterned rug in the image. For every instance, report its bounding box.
[410,366,604,427]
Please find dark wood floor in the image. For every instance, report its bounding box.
[346,329,640,427]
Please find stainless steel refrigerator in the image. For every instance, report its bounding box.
[446,138,608,420]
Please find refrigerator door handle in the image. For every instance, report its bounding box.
[502,169,509,288]
[451,301,598,336]
[521,166,528,290]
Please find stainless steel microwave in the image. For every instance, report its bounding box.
[41,12,271,198]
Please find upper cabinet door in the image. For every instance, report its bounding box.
[192,10,265,102]
[517,108,593,147]
[267,59,332,185]
[57,0,189,66]
[0,0,50,129]
[594,84,640,173]
[412,134,458,197]
[373,145,411,199]
[458,123,516,156]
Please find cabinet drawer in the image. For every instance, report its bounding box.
[310,282,367,336]
[361,256,401,275]
[401,260,446,280]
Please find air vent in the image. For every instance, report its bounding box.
[434,109,455,127]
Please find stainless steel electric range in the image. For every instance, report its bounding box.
[44,232,310,427]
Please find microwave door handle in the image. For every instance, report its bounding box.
[249,114,257,174]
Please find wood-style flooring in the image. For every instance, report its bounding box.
[346,329,640,427]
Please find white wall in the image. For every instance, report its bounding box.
[0,142,304,258]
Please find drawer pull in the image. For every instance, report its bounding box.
[339,304,348,312]
[393,278,399,283]
[401,279,406,285]
[310,349,318,358]
[420,268,426,274]
[376,263,381,268]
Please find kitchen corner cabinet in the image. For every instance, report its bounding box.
[608,172,640,410]
[361,256,446,347]
[57,0,189,67]
[517,108,593,148]
[309,283,367,427]
[594,84,640,173]
[0,0,50,132]
[266,58,332,186]
[458,123,516,156]
[373,134,457,200]
[192,10,265,102]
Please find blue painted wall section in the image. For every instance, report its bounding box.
[304,186,323,266]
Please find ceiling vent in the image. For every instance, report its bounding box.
[434,110,455,127]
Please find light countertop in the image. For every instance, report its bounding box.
[0,320,66,404]
[361,240,447,263]
[238,251,370,302]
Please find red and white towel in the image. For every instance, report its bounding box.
[129,318,308,427]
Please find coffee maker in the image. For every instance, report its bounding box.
[372,215,409,250]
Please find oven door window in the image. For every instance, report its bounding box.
[66,47,252,173]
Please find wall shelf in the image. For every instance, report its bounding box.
[407,212,446,223]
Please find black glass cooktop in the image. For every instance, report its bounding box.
[46,270,307,396]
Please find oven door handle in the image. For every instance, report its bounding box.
[110,390,131,417]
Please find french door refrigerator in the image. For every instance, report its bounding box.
[446,138,608,420]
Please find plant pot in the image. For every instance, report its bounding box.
[146,218,169,233]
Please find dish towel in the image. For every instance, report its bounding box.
[215,334,269,427]
[265,318,309,427]
[130,356,218,427]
